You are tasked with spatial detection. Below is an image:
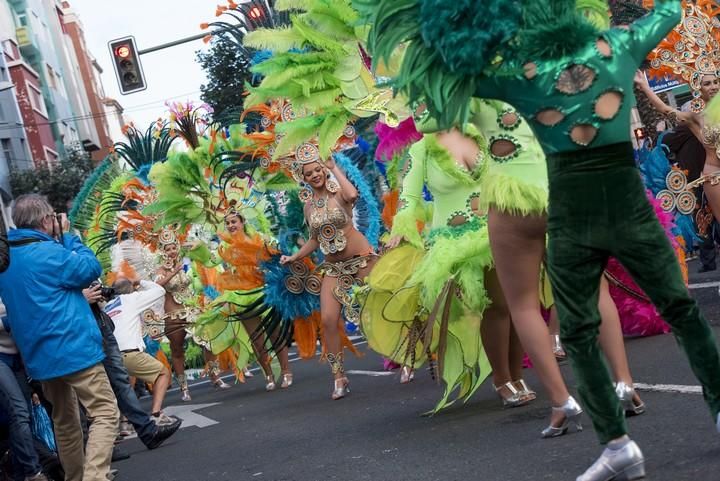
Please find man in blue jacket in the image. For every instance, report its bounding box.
[0,195,119,481]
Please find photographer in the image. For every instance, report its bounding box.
[82,283,181,453]
[98,276,177,427]
[0,194,118,481]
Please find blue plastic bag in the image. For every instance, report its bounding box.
[31,402,57,452]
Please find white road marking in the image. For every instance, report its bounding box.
[634,382,702,394]
[688,281,720,290]
[163,403,221,428]
[345,370,395,376]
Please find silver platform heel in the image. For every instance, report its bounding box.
[576,440,645,481]
[615,382,645,416]
[541,396,583,438]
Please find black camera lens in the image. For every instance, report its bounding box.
[100,286,116,300]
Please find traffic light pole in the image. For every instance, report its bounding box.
[137,26,235,56]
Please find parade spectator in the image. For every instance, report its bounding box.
[82,283,181,451]
[0,299,48,481]
[0,233,8,273]
[0,194,118,481]
[102,277,176,426]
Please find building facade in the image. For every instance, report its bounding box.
[0,0,123,201]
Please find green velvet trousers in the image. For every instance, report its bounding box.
[546,142,720,444]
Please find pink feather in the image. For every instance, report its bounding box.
[374,118,422,161]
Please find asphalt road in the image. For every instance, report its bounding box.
[114,259,720,481]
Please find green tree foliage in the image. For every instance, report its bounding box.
[9,144,95,211]
[196,35,253,127]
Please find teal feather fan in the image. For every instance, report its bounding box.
[70,156,123,234]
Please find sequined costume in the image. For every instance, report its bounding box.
[361,0,720,445]
[362,124,493,412]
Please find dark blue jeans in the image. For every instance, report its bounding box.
[0,355,42,480]
[96,311,157,446]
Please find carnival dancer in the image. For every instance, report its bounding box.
[359,0,720,479]
[381,121,530,412]
[280,148,377,400]
[471,99,647,425]
[221,209,292,391]
[155,229,231,401]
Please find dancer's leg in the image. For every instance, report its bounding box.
[547,228,623,443]
[597,276,633,386]
[488,209,571,409]
[165,320,186,380]
[241,318,273,377]
[480,269,514,393]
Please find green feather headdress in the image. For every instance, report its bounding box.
[244,0,375,159]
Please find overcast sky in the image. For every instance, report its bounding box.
[68,0,216,129]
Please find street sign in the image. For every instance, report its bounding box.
[108,36,147,95]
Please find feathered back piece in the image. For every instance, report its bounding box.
[70,157,123,234]
[647,0,720,112]
[357,0,604,129]
[515,0,600,61]
[244,0,394,159]
[112,121,176,180]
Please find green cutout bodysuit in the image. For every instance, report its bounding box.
[464,0,720,443]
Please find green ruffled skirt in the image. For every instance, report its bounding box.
[361,219,493,412]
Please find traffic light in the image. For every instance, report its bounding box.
[108,36,146,95]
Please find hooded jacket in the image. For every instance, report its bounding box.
[0,228,103,380]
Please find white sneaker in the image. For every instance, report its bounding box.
[151,412,177,426]
[118,420,134,437]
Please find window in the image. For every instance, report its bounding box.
[0,102,5,123]
[1,41,12,58]
[44,147,59,166]
[0,65,7,82]
[26,83,47,117]
[1,139,13,166]
[46,64,56,89]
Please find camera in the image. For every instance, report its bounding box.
[100,286,117,301]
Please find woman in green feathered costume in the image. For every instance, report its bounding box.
[369,116,532,413]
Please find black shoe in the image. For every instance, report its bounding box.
[699,264,717,273]
[111,446,131,462]
[144,417,182,450]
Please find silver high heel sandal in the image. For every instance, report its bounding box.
[208,361,231,390]
[513,379,536,401]
[177,374,192,402]
[265,375,277,391]
[551,334,567,363]
[495,382,531,408]
[615,382,645,416]
[327,352,350,400]
[400,366,415,384]
[576,440,645,481]
[280,373,293,389]
[541,396,583,438]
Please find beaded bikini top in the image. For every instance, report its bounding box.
[309,195,351,255]
[164,268,193,305]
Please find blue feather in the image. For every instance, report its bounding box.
[333,149,382,248]
[636,135,701,251]
[260,256,319,320]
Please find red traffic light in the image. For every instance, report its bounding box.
[115,45,131,59]
[108,36,146,95]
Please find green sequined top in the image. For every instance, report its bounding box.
[390,124,488,248]
[475,0,681,155]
